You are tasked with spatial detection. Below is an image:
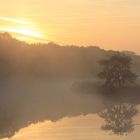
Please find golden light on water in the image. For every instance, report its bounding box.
[2,114,140,140]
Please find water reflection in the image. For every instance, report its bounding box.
[4,112,140,140]
[98,103,139,135]
[1,80,139,139]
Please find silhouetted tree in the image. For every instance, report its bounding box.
[98,53,137,89]
[98,103,138,135]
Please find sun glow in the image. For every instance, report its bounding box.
[0,28,44,39]
[0,17,46,42]
[0,17,30,25]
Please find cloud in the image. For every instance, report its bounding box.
[0,17,30,25]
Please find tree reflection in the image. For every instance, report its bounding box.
[98,103,139,135]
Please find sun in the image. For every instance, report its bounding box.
[0,28,44,39]
[0,17,46,43]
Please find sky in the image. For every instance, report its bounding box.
[0,0,140,52]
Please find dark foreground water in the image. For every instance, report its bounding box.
[0,79,140,140]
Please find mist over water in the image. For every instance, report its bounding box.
[0,33,140,139]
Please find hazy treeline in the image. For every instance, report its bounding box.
[0,32,139,81]
[0,33,105,80]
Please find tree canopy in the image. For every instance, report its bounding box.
[98,53,137,89]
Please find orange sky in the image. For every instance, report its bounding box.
[0,0,140,53]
